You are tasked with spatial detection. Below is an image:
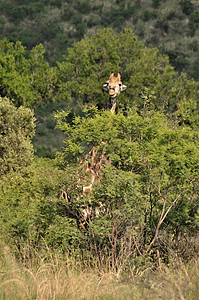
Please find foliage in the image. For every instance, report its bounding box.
[55,108,199,267]
[0,97,35,174]
[152,0,161,9]
[189,10,199,34]
[33,103,65,159]
[0,0,199,78]
[56,28,199,127]
[192,56,199,81]
[0,38,61,157]
[0,39,58,107]
[0,25,198,275]
[0,158,83,255]
[180,0,194,15]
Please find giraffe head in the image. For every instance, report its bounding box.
[102,73,127,112]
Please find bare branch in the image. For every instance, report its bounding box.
[145,176,198,254]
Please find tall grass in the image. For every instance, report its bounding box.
[1,241,198,299]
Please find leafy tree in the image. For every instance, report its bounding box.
[55,108,199,268]
[0,97,35,174]
[0,39,58,107]
[189,10,199,35]
[54,29,199,268]
[0,158,87,258]
[57,28,199,127]
[152,0,161,9]
[29,44,58,105]
[180,0,194,15]
[192,56,199,81]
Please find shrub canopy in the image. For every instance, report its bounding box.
[57,28,199,127]
[0,96,35,174]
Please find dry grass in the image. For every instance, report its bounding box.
[0,242,198,300]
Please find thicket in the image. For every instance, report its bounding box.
[0,97,35,174]
[0,29,198,276]
[0,39,58,107]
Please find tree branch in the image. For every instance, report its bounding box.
[145,176,198,254]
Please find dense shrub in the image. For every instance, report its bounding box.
[0,97,35,174]
[142,10,153,21]
[0,39,58,107]
[189,10,199,34]
[0,28,198,272]
[55,108,199,268]
[163,49,190,73]
[180,0,194,15]
[152,0,161,9]
[189,40,198,52]
[61,7,76,21]
[192,56,199,80]
[57,28,198,127]
[76,0,91,14]
[0,158,88,257]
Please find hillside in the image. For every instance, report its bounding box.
[0,0,199,79]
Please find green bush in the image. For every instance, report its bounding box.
[189,11,199,34]
[163,49,190,73]
[192,56,199,80]
[19,27,40,48]
[49,0,62,8]
[71,12,83,25]
[0,39,58,107]
[0,97,35,174]
[180,0,194,15]
[40,22,61,41]
[61,8,76,21]
[0,158,86,257]
[76,0,91,14]
[189,40,198,52]
[155,19,169,32]
[166,10,177,20]
[76,23,86,38]
[142,10,152,21]
[55,108,199,266]
[152,0,161,9]
[57,28,199,126]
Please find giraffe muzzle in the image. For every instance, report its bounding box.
[109,90,117,98]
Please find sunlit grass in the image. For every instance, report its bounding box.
[1,241,198,299]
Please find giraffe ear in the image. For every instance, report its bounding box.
[120,84,127,92]
[102,83,109,92]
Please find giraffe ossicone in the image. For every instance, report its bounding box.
[102,72,127,113]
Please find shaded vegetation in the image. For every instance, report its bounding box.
[0,97,35,174]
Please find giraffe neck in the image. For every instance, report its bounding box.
[110,97,117,114]
[107,96,117,114]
